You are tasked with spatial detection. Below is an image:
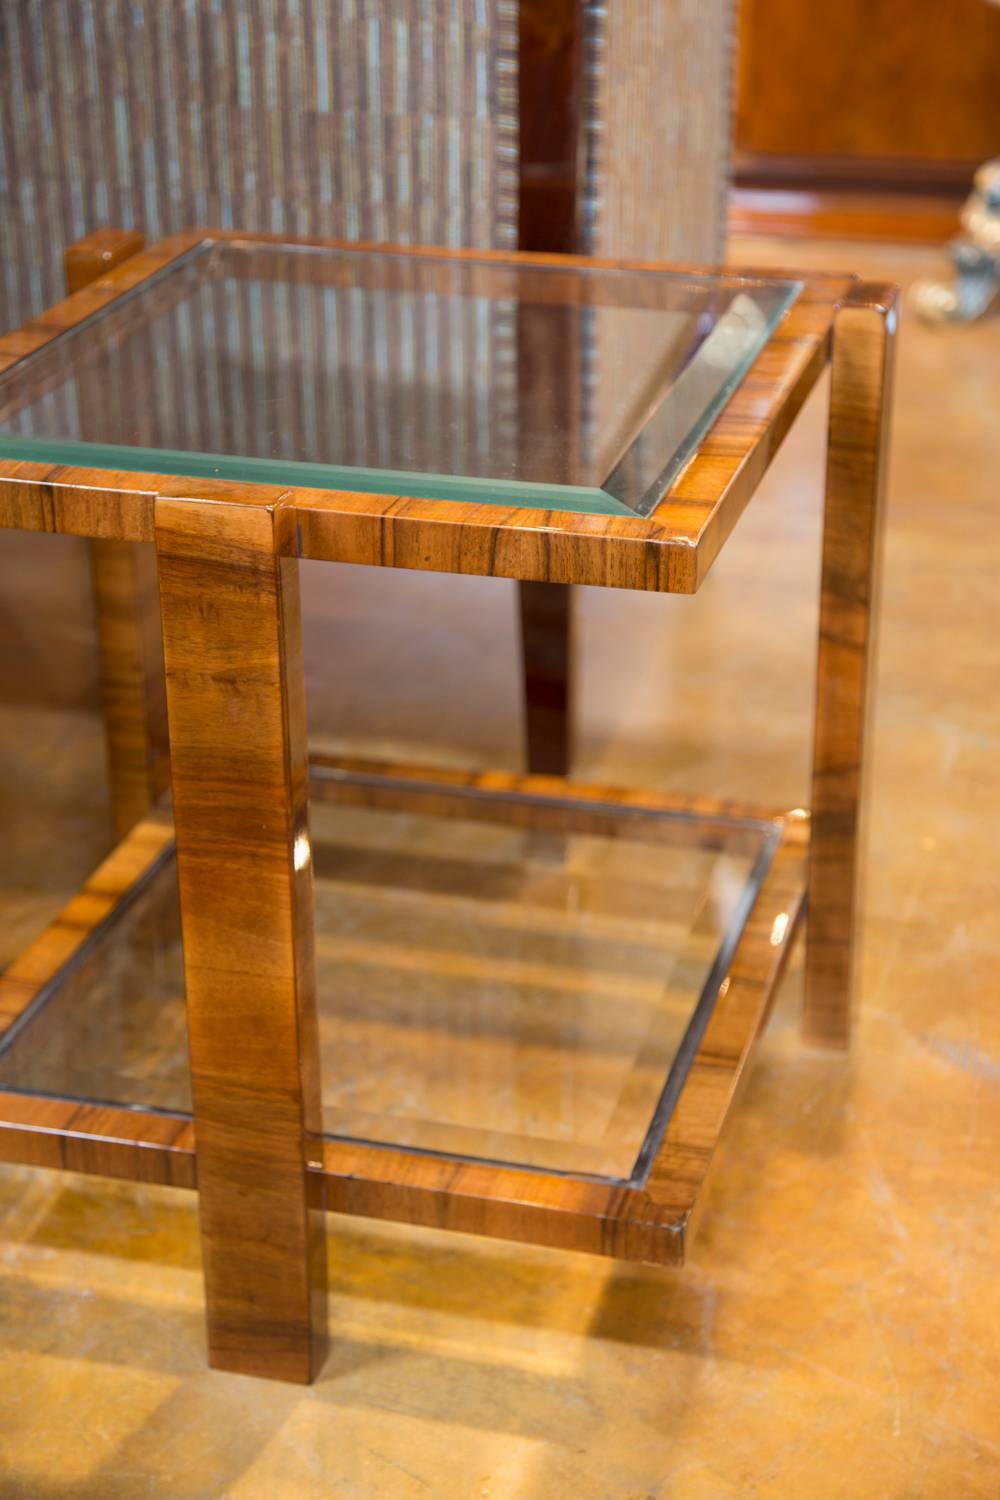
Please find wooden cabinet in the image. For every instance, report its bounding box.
[736,0,1000,192]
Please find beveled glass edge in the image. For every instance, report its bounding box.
[0,436,632,517]
[609,280,804,517]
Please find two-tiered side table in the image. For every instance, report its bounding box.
[0,230,894,1383]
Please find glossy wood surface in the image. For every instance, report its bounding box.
[734,152,984,197]
[63,228,147,297]
[0,1092,195,1188]
[0,232,856,595]
[735,0,1000,190]
[805,287,896,1047]
[155,494,327,1383]
[88,539,169,835]
[727,189,963,246]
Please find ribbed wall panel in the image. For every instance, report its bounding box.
[0,0,519,332]
[580,0,734,262]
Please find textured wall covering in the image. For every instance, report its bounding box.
[0,1,737,337]
[581,0,734,262]
[0,0,519,332]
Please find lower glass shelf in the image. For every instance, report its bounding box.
[0,701,115,972]
[0,772,779,1187]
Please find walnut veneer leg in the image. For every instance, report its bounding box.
[64,226,146,296]
[805,285,897,1048]
[518,580,572,776]
[155,496,327,1383]
[90,539,170,836]
[64,229,170,835]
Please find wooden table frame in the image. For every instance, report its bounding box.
[0,230,895,1383]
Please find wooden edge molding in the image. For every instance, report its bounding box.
[804,282,897,1048]
[0,1095,195,1189]
[64,228,147,296]
[728,187,963,247]
[845,280,900,316]
[307,752,788,829]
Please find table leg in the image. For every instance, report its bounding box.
[90,538,169,836]
[155,495,327,1382]
[519,580,572,776]
[805,285,897,1047]
[64,229,169,834]
[64,226,146,296]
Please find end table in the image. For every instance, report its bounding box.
[0,230,894,1382]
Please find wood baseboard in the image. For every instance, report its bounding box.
[728,188,962,245]
[733,151,978,196]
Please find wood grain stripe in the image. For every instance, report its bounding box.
[805,285,896,1046]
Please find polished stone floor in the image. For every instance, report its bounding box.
[0,235,998,1498]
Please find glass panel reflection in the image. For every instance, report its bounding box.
[0,532,115,972]
[0,241,800,516]
[0,793,774,1183]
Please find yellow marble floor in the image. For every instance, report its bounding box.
[1,235,998,1498]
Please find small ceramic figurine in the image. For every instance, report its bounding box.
[913,158,1000,325]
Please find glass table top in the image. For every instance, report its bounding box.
[0,240,801,518]
[0,791,777,1185]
